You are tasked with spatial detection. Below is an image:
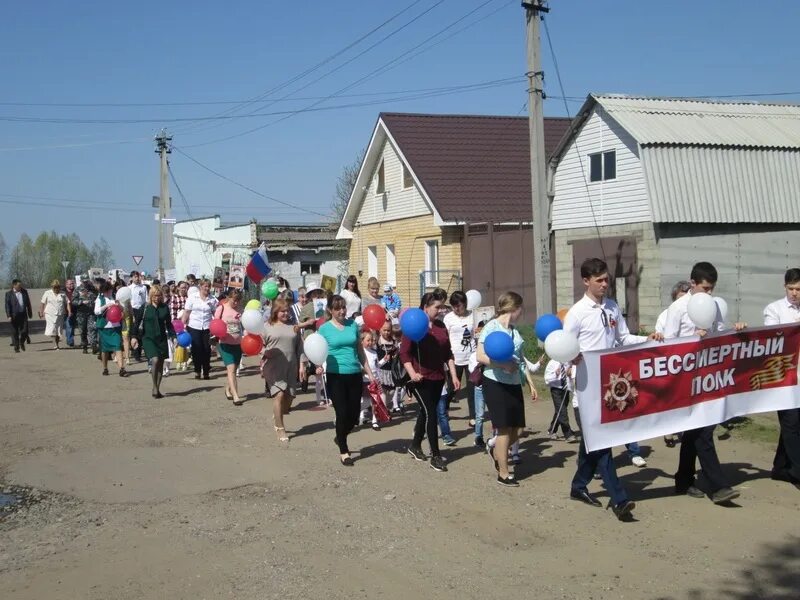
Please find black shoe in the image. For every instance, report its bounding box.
[487,445,499,472]
[711,487,740,504]
[610,500,636,521]
[82,347,88,354]
[102,369,109,376]
[570,489,602,507]
[407,446,427,461]
[676,485,705,499]
[119,368,128,377]
[203,374,210,380]
[14,347,20,353]
[20,344,25,352]
[340,456,354,467]
[771,469,800,485]
[474,436,485,448]
[430,456,448,472]
[497,475,519,487]
[195,373,201,380]
[301,381,309,393]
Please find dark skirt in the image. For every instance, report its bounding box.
[482,377,525,428]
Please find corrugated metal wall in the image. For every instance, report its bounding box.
[657,224,800,325]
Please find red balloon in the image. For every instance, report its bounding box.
[240,333,263,356]
[209,318,227,338]
[362,304,387,331]
[106,304,122,323]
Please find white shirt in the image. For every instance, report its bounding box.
[443,311,474,365]
[93,295,118,329]
[563,294,646,353]
[340,289,361,318]
[184,295,218,330]
[662,292,723,340]
[544,359,569,388]
[654,308,668,335]
[764,297,800,325]
[187,285,200,301]
[15,291,23,307]
[129,283,148,309]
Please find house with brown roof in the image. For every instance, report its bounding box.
[336,112,570,316]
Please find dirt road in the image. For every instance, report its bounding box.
[1,339,798,599]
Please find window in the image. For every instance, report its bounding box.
[300,262,320,275]
[424,240,439,286]
[376,160,385,194]
[367,246,378,278]
[402,164,413,189]
[589,150,616,182]
[385,244,396,286]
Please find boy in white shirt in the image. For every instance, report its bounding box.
[544,359,578,442]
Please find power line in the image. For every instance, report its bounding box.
[171,146,335,219]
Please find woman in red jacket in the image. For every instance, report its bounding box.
[400,292,460,473]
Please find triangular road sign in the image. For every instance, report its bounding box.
[132,255,144,266]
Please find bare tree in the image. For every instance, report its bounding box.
[331,148,365,224]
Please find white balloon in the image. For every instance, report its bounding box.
[687,292,717,330]
[240,308,263,334]
[115,287,131,303]
[713,297,729,323]
[544,330,580,363]
[465,289,482,311]
[303,333,329,365]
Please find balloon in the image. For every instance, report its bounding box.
[303,333,329,365]
[115,287,131,303]
[240,308,263,333]
[465,289,482,311]
[241,334,263,356]
[261,280,279,300]
[714,297,729,323]
[245,299,261,311]
[172,319,185,334]
[177,331,192,348]
[399,307,410,319]
[544,330,580,363]
[105,304,122,323]
[557,308,569,323]
[400,308,429,342]
[484,331,514,362]
[363,304,387,331]
[209,318,227,338]
[535,313,563,342]
[687,292,717,330]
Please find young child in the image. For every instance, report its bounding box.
[544,359,577,441]
[359,330,381,430]
[468,320,487,447]
[376,320,402,413]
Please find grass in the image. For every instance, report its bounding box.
[719,414,780,445]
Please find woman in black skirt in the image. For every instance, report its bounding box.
[477,291,528,487]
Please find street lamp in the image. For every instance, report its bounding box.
[61,259,70,282]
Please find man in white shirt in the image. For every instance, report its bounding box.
[662,261,745,504]
[128,271,148,360]
[564,258,661,521]
[763,267,800,488]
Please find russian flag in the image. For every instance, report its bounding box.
[246,244,272,283]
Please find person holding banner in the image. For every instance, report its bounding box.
[763,267,800,488]
[662,261,744,504]
[565,258,659,520]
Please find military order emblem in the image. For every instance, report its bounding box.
[603,370,638,412]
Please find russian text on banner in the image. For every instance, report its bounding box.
[577,324,800,452]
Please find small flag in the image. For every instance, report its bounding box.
[245,244,272,283]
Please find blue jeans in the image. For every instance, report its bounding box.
[572,444,629,506]
[474,385,486,439]
[65,314,75,346]
[626,442,642,458]
[436,391,452,438]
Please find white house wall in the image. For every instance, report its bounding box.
[552,107,652,230]
[173,217,253,280]
[268,250,347,291]
[357,138,431,225]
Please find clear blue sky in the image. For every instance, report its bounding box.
[2,0,798,274]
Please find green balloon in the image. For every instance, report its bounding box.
[261,280,279,300]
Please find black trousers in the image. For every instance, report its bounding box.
[410,379,443,457]
[675,425,730,493]
[10,313,27,349]
[446,364,475,419]
[187,327,211,376]
[327,372,362,454]
[549,387,574,436]
[774,408,800,480]
[132,306,145,357]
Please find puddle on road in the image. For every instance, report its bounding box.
[0,492,20,508]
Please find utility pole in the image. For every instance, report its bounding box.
[523,0,553,317]
[155,129,173,280]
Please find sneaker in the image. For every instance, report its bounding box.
[711,487,740,504]
[430,456,448,472]
[407,446,427,462]
[371,423,381,431]
[549,432,559,441]
[631,455,647,468]
[442,435,456,446]
[474,436,485,448]
[497,475,519,487]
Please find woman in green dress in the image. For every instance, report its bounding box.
[135,285,175,398]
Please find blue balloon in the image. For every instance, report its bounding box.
[400,308,429,342]
[535,313,563,342]
[177,331,192,348]
[484,331,514,362]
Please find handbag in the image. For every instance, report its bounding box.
[390,354,409,387]
[469,365,484,386]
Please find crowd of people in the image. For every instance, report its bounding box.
[4,260,799,522]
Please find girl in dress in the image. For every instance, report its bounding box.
[376,320,402,413]
[359,330,381,431]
